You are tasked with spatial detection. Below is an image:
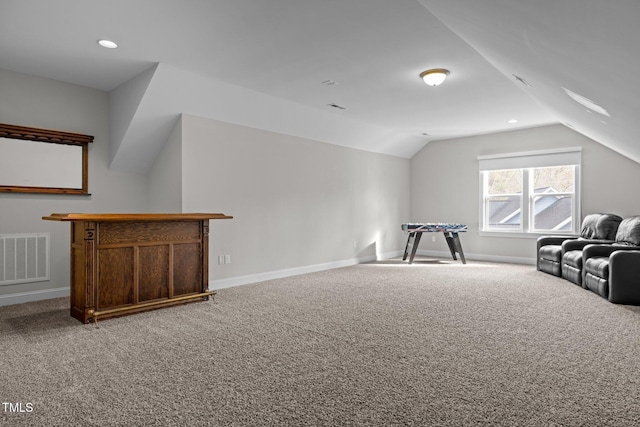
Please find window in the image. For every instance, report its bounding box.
[479,148,581,235]
[484,169,523,231]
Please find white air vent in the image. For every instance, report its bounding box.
[0,233,50,286]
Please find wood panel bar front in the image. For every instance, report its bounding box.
[43,213,232,323]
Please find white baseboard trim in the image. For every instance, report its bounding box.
[208,249,535,291]
[0,286,69,307]
[417,250,536,265]
[209,252,402,290]
[0,251,534,306]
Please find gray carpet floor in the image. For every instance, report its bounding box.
[2,258,640,426]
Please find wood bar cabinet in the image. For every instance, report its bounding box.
[43,213,232,323]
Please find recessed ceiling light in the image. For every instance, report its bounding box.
[508,119,518,124]
[97,39,118,49]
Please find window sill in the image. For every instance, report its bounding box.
[479,230,579,239]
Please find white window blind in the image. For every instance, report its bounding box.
[478,147,581,171]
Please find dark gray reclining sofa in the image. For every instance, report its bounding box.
[537,213,622,279]
[582,215,640,304]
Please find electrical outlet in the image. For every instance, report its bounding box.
[224,254,231,264]
[432,235,436,242]
[353,240,357,248]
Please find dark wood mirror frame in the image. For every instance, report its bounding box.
[0,123,93,195]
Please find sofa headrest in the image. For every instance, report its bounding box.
[615,216,640,246]
[580,213,622,240]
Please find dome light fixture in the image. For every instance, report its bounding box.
[420,68,450,86]
[97,39,118,49]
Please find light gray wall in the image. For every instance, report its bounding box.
[148,117,183,212]
[411,124,640,263]
[8,66,639,304]
[0,69,149,303]
[179,114,410,285]
[0,68,411,303]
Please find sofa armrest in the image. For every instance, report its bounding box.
[609,250,640,304]
[583,244,640,260]
[537,236,575,258]
[582,244,621,260]
[537,236,574,249]
[562,239,613,252]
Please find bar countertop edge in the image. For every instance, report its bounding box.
[42,213,233,221]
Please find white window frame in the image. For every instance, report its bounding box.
[478,147,582,238]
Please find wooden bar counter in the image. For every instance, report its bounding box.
[43,213,232,323]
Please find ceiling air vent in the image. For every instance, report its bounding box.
[327,103,347,110]
[512,74,532,87]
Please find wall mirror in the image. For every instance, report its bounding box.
[0,123,93,195]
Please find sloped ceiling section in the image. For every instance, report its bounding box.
[3,1,639,172]
[109,64,158,168]
[109,63,430,174]
[418,0,640,164]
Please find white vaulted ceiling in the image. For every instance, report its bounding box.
[1,0,638,173]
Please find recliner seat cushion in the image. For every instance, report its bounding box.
[583,256,611,297]
[539,258,562,277]
[562,250,582,269]
[584,272,609,298]
[584,256,609,278]
[562,250,583,285]
[539,245,562,263]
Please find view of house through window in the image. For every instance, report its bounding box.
[485,169,523,230]
[482,165,577,233]
[532,166,575,231]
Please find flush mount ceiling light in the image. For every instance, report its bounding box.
[419,68,450,86]
[97,39,118,49]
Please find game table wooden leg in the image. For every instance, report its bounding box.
[444,232,466,264]
[403,233,413,261]
[408,232,422,264]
